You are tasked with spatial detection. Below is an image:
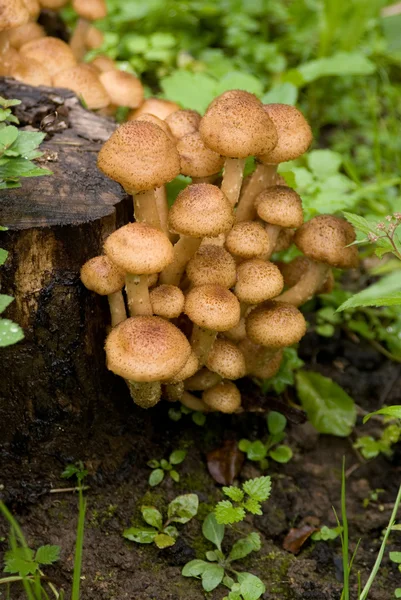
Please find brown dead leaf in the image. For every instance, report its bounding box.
[207,440,244,485]
[283,525,319,554]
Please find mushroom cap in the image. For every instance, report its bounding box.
[294,215,359,269]
[135,113,175,142]
[274,228,295,252]
[199,90,278,159]
[105,316,191,382]
[246,300,307,347]
[259,104,312,164]
[239,339,283,379]
[72,0,107,20]
[202,380,241,413]
[97,120,180,192]
[168,183,234,238]
[165,109,201,140]
[8,22,45,49]
[0,0,29,31]
[177,132,224,178]
[128,97,180,121]
[185,284,240,331]
[205,338,246,380]
[225,221,270,258]
[99,70,144,109]
[0,47,21,76]
[11,57,52,87]
[150,284,185,319]
[80,255,125,295]
[39,0,68,7]
[255,185,304,228]
[168,350,199,384]
[23,0,41,20]
[20,37,76,77]
[53,64,110,110]
[224,317,247,343]
[186,245,237,288]
[89,55,116,72]
[235,259,284,304]
[185,367,221,391]
[104,222,174,275]
[85,26,104,50]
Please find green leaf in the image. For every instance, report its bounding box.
[154,533,175,548]
[343,212,377,236]
[169,449,187,465]
[202,512,225,549]
[0,126,19,149]
[307,150,342,179]
[201,563,225,592]
[238,439,251,452]
[0,295,14,314]
[395,588,401,598]
[215,500,245,524]
[337,272,401,311]
[338,291,401,310]
[0,97,21,108]
[269,445,293,463]
[160,459,171,470]
[168,407,182,421]
[237,572,266,600]
[295,371,356,436]
[167,493,198,524]
[297,52,375,84]
[267,411,287,435]
[389,552,401,564]
[141,506,163,530]
[192,411,206,426]
[243,498,262,515]
[223,486,244,502]
[182,559,209,577]
[8,131,46,157]
[0,248,8,266]
[160,71,217,113]
[170,469,180,482]
[206,550,219,562]
[228,532,261,561]
[215,72,263,97]
[363,406,401,423]
[163,525,179,539]
[4,548,37,576]
[261,82,298,105]
[149,468,164,487]
[311,525,343,541]
[123,527,157,544]
[35,545,60,565]
[0,318,24,347]
[147,459,160,468]
[245,440,267,461]
[242,476,272,502]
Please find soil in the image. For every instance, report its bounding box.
[1,329,401,600]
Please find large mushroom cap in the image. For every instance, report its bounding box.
[186,245,237,288]
[177,132,224,178]
[205,338,246,380]
[259,104,312,164]
[225,221,270,258]
[97,120,180,192]
[72,0,107,20]
[165,109,201,140]
[105,316,191,382]
[246,300,306,347]
[128,97,180,121]
[80,255,125,295]
[168,183,234,238]
[20,37,76,77]
[99,70,144,109]
[202,381,241,413]
[235,259,284,304]
[294,215,359,269]
[199,90,278,159]
[185,284,240,331]
[53,64,110,110]
[104,222,174,274]
[0,0,29,31]
[256,185,304,228]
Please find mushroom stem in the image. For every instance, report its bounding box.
[262,224,281,259]
[192,175,217,184]
[159,236,201,286]
[240,338,283,378]
[107,291,127,326]
[275,261,330,307]
[125,274,152,316]
[221,157,246,206]
[127,380,161,408]
[154,185,172,239]
[69,18,90,61]
[235,163,277,222]
[164,381,185,402]
[190,326,217,365]
[131,189,161,229]
[180,390,209,412]
[0,32,10,55]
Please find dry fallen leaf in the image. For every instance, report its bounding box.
[283,525,319,554]
[207,440,245,485]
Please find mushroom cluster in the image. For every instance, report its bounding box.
[81,90,359,413]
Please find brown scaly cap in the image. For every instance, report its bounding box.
[0,48,20,76]
[127,97,180,121]
[97,120,180,192]
[185,284,240,331]
[186,245,237,288]
[168,184,234,238]
[23,0,40,20]
[200,90,278,159]
[0,0,29,31]
[150,284,185,319]
[72,0,107,20]
[168,351,199,384]
[104,222,174,275]
[246,300,307,347]
[225,221,270,258]
[165,109,201,140]
[235,259,284,304]
[294,215,359,269]
[90,55,116,72]
[177,132,224,178]
[202,381,241,413]
[205,338,246,380]
[11,57,52,87]
[256,185,304,228]
[8,22,45,49]
[259,104,312,164]
[99,70,144,109]
[185,367,221,391]
[80,255,125,295]
[105,316,191,382]
[20,37,76,77]
[135,113,175,142]
[53,65,110,110]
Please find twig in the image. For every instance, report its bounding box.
[49,486,89,494]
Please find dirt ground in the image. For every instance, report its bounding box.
[1,329,401,600]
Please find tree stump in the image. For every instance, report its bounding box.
[0,79,132,444]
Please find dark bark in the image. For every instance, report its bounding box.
[0,79,131,443]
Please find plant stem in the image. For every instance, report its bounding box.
[71,482,86,600]
[341,457,349,600]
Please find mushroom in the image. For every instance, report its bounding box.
[205,337,246,380]
[186,245,237,289]
[53,64,110,110]
[165,109,201,140]
[89,54,116,72]
[7,22,45,49]
[10,56,52,87]
[275,215,359,306]
[278,256,335,296]
[104,222,174,316]
[99,70,144,111]
[70,0,107,61]
[127,97,180,121]
[185,367,222,391]
[23,0,41,20]
[39,0,69,7]
[163,350,199,401]
[177,131,224,183]
[149,284,185,319]
[239,339,283,379]
[80,255,126,327]
[202,380,242,413]
[225,221,270,260]
[0,0,29,54]
[234,259,284,312]
[85,26,104,50]
[20,37,76,78]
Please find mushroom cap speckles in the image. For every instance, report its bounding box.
[99,70,144,109]
[246,300,306,347]
[167,350,199,384]
[294,215,359,269]
[199,90,278,159]
[97,120,180,192]
[225,221,270,258]
[127,97,180,121]
[165,109,201,140]
[104,222,174,274]
[168,183,234,237]
[259,104,312,164]
[186,245,237,288]
[20,37,76,77]
[0,0,29,31]
[185,284,240,331]
[105,316,191,382]
[72,0,107,20]
[150,284,185,319]
[235,259,284,304]
[256,186,304,228]
[202,381,241,413]
[53,64,110,110]
[205,338,246,380]
[80,255,125,295]
[177,132,224,178]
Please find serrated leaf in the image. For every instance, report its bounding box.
[167,493,198,524]
[123,527,157,544]
[169,449,187,465]
[243,498,262,515]
[242,476,272,502]
[0,295,14,314]
[141,506,163,530]
[8,131,46,157]
[154,533,175,548]
[202,513,225,549]
[267,411,287,435]
[201,563,225,592]
[149,468,164,487]
[337,271,401,311]
[269,445,293,463]
[4,548,36,576]
[215,500,245,525]
[237,572,266,600]
[0,318,24,347]
[338,291,401,310]
[223,486,244,502]
[343,212,377,236]
[35,545,60,565]
[228,533,261,562]
[363,406,401,423]
[182,559,209,577]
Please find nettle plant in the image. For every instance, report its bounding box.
[239,411,293,469]
[147,449,187,486]
[215,476,272,525]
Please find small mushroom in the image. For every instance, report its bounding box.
[184,367,222,391]
[127,97,180,121]
[234,259,284,310]
[177,131,224,183]
[205,338,246,380]
[70,0,107,61]
[53,64,110,110]
[99,70,144,110]
[225,221,270,260]
[165,109,201,140]
[150,284,185,319]
[20,37,76,77]
[239,339,283,379]
[80,255,126,327]
[186,245,237,289]
[7,22,45,49]
[202,380,242,413]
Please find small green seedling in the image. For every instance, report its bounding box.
[311,525,343,541]
[215,476,271,525]
[362,488,385,509]
[182,513,265,599]
[123,493,198,549]
[147,449,187,486]
[389,548,401,598]
[239,412,293,470]
[3,544,61,578]
[61,461,88,485]
[354,422,401,460]
[168,404,206,426]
